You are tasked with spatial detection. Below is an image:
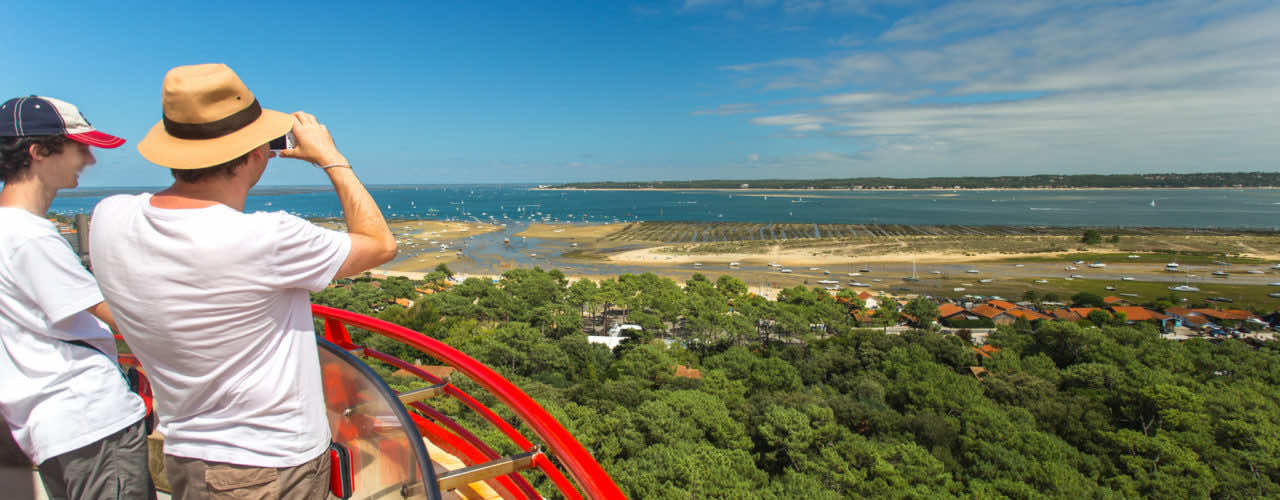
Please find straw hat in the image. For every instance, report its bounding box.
[137,64,292,169]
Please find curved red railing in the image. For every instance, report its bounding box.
[311,304,627,500]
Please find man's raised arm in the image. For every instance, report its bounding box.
[279,112,396,278]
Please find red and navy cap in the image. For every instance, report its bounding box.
[0,96,125,148]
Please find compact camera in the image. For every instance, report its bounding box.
[268,132,296,151]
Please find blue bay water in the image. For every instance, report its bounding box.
[52,185,1280,229]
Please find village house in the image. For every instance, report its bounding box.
[969,304,1016,325]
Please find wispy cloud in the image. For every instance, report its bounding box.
[751,113,830,126]
[692,103,759,115]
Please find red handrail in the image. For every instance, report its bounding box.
[311,304,627,500]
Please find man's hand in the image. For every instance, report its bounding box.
[276,112,348,167]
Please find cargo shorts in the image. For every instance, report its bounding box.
[164,451,330,500]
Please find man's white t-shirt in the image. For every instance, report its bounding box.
[0,207,146,465]
[89,194,351,468]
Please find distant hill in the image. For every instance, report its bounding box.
[548,172,1280,190]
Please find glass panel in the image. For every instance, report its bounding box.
[320,343,435,500]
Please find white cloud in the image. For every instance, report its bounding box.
[719,0,1280,175]
[747,153,761,161]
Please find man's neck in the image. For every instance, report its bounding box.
[0,178,56,217]
[152,180,249,212]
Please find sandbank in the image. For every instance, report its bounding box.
[515,223,627,240]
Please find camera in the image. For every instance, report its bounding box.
[268,132,296,151]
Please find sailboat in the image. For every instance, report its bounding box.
[1169,273,1200,292]
[903,259,920,282]
[1150,200,1156,207]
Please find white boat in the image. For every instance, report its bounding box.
[768,262,781,268]
[1212,271,1229,277]
[929,270,942,275]
[871,278,883,282]
[1122,276,1135,281]
[1165,263,1180,272]
[847,272,861,277]
[953,287,966,292]
[1105,286,1116,291]
[979,279,993,283]
[1014,264,1025,267]
[903,260,920,282]
[1034,279,1049,284]
[1064,277,1074,281]
[1065,265,1077,270]
[823,270,831,275]
[825,285,840,291]
[1074,260,1085,265]
[966,269,980,274]
[1247,270,1264,274]
[817,280,839,285]
[692,262,703,267]
[1071,274,1085,279]
[1128,255,1139,259]
[849,282,870,287]
[1169,285,1200,292]
[1272,263,1280,270]
[1270,292,1280,298]
[728,262,741,267]
[1088,262,1106,268]
[780,268,792,273]
[1269,282,1280,286]
[808,267,821,271]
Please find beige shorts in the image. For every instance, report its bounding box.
[164,451,329,500]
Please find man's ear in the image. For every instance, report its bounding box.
[27,142,49,161]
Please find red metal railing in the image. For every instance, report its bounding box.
[312,304,627,500]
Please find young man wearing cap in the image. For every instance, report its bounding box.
[0,96,154,499]
[89,64,396,498]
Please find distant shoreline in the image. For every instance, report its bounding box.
[534,186,1280,192]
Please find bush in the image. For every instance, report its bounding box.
[1082,230,1102,244]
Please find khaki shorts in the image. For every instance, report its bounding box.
[164,451,329,500]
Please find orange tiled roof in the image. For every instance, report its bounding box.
[1069,307,1100,318]
[1006,309,1050,321]
[1103,296,1126,304]
[969,304,1010,319]
[1183,315,1211,326]
[938,303,966,318]
[987,300,1018,310]
[1109,306,1169,322]
[1194,309,1257,321]
[1051,309,1082,321]
[1165,307,1196,317]
[857,291,874,300]
[675,365,703,379]
[395,297,414,308]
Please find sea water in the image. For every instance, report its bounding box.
[51,185,1280,229]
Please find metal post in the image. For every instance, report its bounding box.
[74,213,91,269]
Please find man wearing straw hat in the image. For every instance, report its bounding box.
[90,64,397,498]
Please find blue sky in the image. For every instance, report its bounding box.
[3,0,1276,186]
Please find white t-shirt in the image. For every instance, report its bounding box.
[0,207,146,465]
[89,194,351,468]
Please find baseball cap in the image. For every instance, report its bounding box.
[0,95,125,148]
